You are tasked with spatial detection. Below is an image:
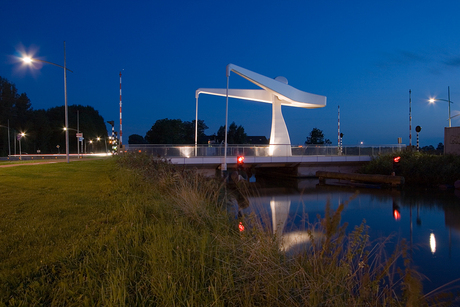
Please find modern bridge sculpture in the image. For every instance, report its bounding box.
[196,64,327,156]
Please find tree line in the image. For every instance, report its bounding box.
[0,76,108,155]
[129,119,249,145]
[129,119,334,146]
[1,75,337,154]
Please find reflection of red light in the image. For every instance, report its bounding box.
[238,222,245,232]
[237,156,245,164]
[393,210,401,220]
[393,156,401,163]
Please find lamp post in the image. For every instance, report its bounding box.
[64,127,84,157]
[18,132,25,160]
[96,137,101,153]
[22,42,73,163]
[429,86,454,128]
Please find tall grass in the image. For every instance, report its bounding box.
[0,153,444,305]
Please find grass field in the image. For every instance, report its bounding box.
[0,155,439,306]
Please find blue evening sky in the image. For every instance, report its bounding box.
[1,0,460,147]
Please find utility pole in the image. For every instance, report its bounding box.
[338,105,341,155]
[119,71,123,146]
[409,89,412,149]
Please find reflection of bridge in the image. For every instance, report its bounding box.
[127,144,405,176]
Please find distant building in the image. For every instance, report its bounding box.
[444,127,460,155]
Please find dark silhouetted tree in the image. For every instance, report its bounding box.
[128,134,148,144]
[183,119,208,144]
[305,128,331,145]
[145,119,185,144]
[145,118,208,144]
[0,77,33,155]
[436,142,444,154]
[421,145,435,153]
[0,76,108,155]
[46,105,107,154]
[217,122,247,144]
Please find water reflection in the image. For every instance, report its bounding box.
[236,178,460,294]
[430,233,436,254]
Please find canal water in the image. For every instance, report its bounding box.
[236,177,460,295]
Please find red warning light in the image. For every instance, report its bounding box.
[393,209,401,220]
[393,156,401,163]
[237,156,245,164]
[238,222,245,232]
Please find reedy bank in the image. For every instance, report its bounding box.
[0,153,445,306]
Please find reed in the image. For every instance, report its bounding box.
[0,153,441,305]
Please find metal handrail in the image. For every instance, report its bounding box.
[126,144,406,158]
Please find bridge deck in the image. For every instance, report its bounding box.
[169,155,372,166]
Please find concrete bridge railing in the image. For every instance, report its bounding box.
[126,144,406,158]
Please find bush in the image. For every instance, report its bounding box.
[358,151,460,187]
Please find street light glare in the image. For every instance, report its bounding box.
[22,56,33,64]
[428,87,454,127]
[15,42,71,163]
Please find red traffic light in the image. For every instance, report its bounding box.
[393,156,401,163]
[237,155,245,164]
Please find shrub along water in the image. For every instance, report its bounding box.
[358,151,460,187]
[0,153,445,305]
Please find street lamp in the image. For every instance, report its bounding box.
[64,127,83,158]
[429,86,454,128]
[21,42,73,163]
[18,132,25,160]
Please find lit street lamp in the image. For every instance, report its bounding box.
[18,132,25,160]
[21,42,73,163]
[429,86,454,128]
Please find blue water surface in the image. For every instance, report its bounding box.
[239,178,460,295]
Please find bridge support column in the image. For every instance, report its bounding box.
[269,96,292,156]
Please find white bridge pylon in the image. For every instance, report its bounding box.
[196,64,327,156]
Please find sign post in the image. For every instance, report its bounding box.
[76,133,83,158]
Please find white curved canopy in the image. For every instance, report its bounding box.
[226,63,326,108]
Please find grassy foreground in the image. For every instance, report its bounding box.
[0,154,442,306]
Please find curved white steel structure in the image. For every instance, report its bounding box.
[196,64,326,157]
